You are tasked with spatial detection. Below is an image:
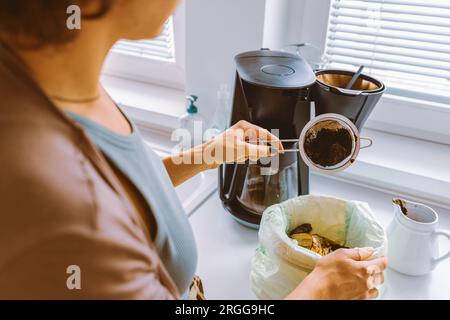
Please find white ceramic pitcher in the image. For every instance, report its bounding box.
[386,199,450,276]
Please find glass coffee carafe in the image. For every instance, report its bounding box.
[236,145,298,215]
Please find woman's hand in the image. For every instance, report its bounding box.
[286,247,388,300]
[202,120,284,169]
[164,120,283,186]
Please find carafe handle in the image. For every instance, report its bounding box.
[219,162,248,203]
[219,164,236,202]
[433,229,450,265]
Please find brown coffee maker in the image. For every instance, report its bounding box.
[219,49,384,228]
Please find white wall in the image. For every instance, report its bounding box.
[288,0,331,52]
[184,0,332,121]
[185,0,266,121]
[263,0,291,49]
[263,0,331,53]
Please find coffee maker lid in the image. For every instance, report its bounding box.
[235,49,316,89]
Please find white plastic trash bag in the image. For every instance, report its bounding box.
[250,195,387,300]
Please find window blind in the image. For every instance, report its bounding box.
[324,0,450,104]
[112,18,175,62]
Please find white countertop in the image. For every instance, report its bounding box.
[189,173,450,300]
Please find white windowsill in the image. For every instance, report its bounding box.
[366,94,450,145]
[101,74,185,133]
[102,75,450,211]
[328,128,450,211]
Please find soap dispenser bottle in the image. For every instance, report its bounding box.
[179,95,205,149]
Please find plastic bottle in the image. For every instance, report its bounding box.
[204,84,231,141]
[179,95,205,149]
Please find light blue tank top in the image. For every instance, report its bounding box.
[67,111,197,296]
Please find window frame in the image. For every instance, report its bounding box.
[289,0,450,145]
[101,1,186,90]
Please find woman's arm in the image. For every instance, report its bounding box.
[163,142,214,187]
[163,120,283,187]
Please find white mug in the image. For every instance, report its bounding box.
[386,199,450,276]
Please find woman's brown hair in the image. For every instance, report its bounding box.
[0,0,112,48]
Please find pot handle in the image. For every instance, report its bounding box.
[333,87,365,95]
[433,229,450,265]
[360,137,373,149]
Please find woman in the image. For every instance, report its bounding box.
[0,0,386,299]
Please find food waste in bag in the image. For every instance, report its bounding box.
[289,223,348,256]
